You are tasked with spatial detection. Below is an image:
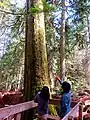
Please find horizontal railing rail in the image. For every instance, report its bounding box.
[0,98,89,120]
[0,100,37,120]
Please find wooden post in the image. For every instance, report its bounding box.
[79,103,83,120]
[68,116,74,120]
[15,113,21,120]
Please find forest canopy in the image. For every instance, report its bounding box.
[0,0,90,94]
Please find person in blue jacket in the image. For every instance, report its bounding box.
[34,86,50,120]
[56,76,71,119]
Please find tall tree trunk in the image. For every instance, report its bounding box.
[60,0,66,80]
[23,0,34,119]
[84,15,90,87]
[33,0,49,86]
[24,0,49,100]
[24,0,34,101]
[24,0,49,119]
[22,0,35,120]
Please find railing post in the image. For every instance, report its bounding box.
[68,116,74,120]
[79,102,83,120]
[15,113,21,120]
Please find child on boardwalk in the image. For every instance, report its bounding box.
[56,77,71,119]
[34,86,50,120]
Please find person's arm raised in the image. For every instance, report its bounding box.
[55,76,63,85]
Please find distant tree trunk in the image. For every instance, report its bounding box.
[87,15,90,42]
[84,15,90,87]
[17,66,23,89]
[60,0,66,80]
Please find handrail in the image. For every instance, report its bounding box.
[0,98,89,120]
[62,102,80,120]
[0,99,78,119]
[0,100,37,119]
[49,99,78,108]
[62,102,83,120]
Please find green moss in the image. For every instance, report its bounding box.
[48,104,58,115]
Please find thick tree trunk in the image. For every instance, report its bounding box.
[33,0,49,86]
[24,0,49,100]
[24,0,49,119]
[60,0,66,80]
[24,0,49,120]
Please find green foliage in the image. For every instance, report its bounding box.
[43,0,55,12]
[45,20,60,74]
[29,0,55,15]
[11,14,25,38]
[0,39,25,89]
[30,5,42,14]
[76,0,90,16]
[0,0,10,8]
[48,105,57,115]
[0,0,89,92]
[75,32,85,49]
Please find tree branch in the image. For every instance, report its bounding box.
[0,9,24,16]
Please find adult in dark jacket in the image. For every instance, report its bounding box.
[56,77,71,119]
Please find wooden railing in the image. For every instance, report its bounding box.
[50,99,83,120]
[49,99,78,108]
[0,101,37,120]
[0,99,88,120]
[61,97,90,120]
[62,102,83,120]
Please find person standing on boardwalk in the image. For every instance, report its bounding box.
[34,86,50,120]
[56,77,71,119]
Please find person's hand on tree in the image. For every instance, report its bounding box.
[55,76,63,85]
[55,76,61,81]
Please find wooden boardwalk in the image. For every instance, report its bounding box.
[0,98,89,120]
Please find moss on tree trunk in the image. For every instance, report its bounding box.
[24,0,50,119]
[33,0,49,85]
